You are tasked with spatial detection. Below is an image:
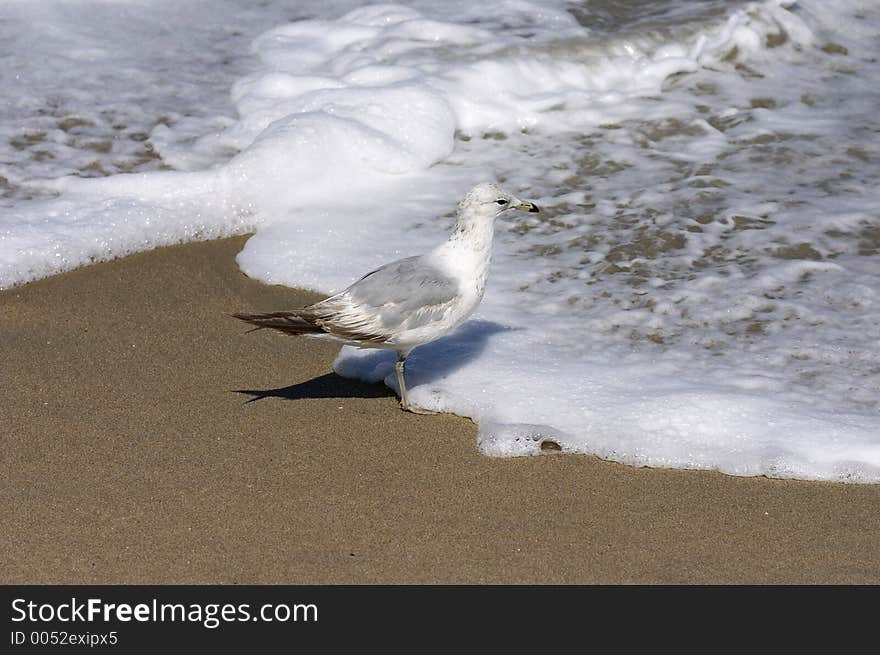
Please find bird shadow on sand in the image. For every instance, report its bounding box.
[234,372,394,404]
[233,319,515,404]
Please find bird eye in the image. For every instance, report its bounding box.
[496,199,508,205]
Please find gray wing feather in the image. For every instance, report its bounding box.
[348,256,458,308]
[307,256,460,343]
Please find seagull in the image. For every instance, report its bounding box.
[233,182,540,413]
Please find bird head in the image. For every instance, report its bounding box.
[458,183,540,220]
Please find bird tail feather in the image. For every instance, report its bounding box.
[232,310,325,337]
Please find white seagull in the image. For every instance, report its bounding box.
[234,182,540,412]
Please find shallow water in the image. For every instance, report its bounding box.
[2,0,879,481]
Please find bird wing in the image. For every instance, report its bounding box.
[307,255,461,344]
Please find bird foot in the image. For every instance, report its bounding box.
[401,403,438,415]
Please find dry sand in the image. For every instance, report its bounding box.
[2,236,879,584]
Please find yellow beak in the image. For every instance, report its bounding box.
[514,200,540,213]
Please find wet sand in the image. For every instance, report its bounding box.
[2,236,879,584]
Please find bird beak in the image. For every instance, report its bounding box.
[514,200,540,213]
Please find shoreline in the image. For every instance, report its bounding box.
[2,235,879,583]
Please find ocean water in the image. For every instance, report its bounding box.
[2,0,879,481]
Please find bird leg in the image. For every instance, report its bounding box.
[396,353,437,415]
[395,354,409,411]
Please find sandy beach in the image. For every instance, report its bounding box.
[2,235,879,584]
